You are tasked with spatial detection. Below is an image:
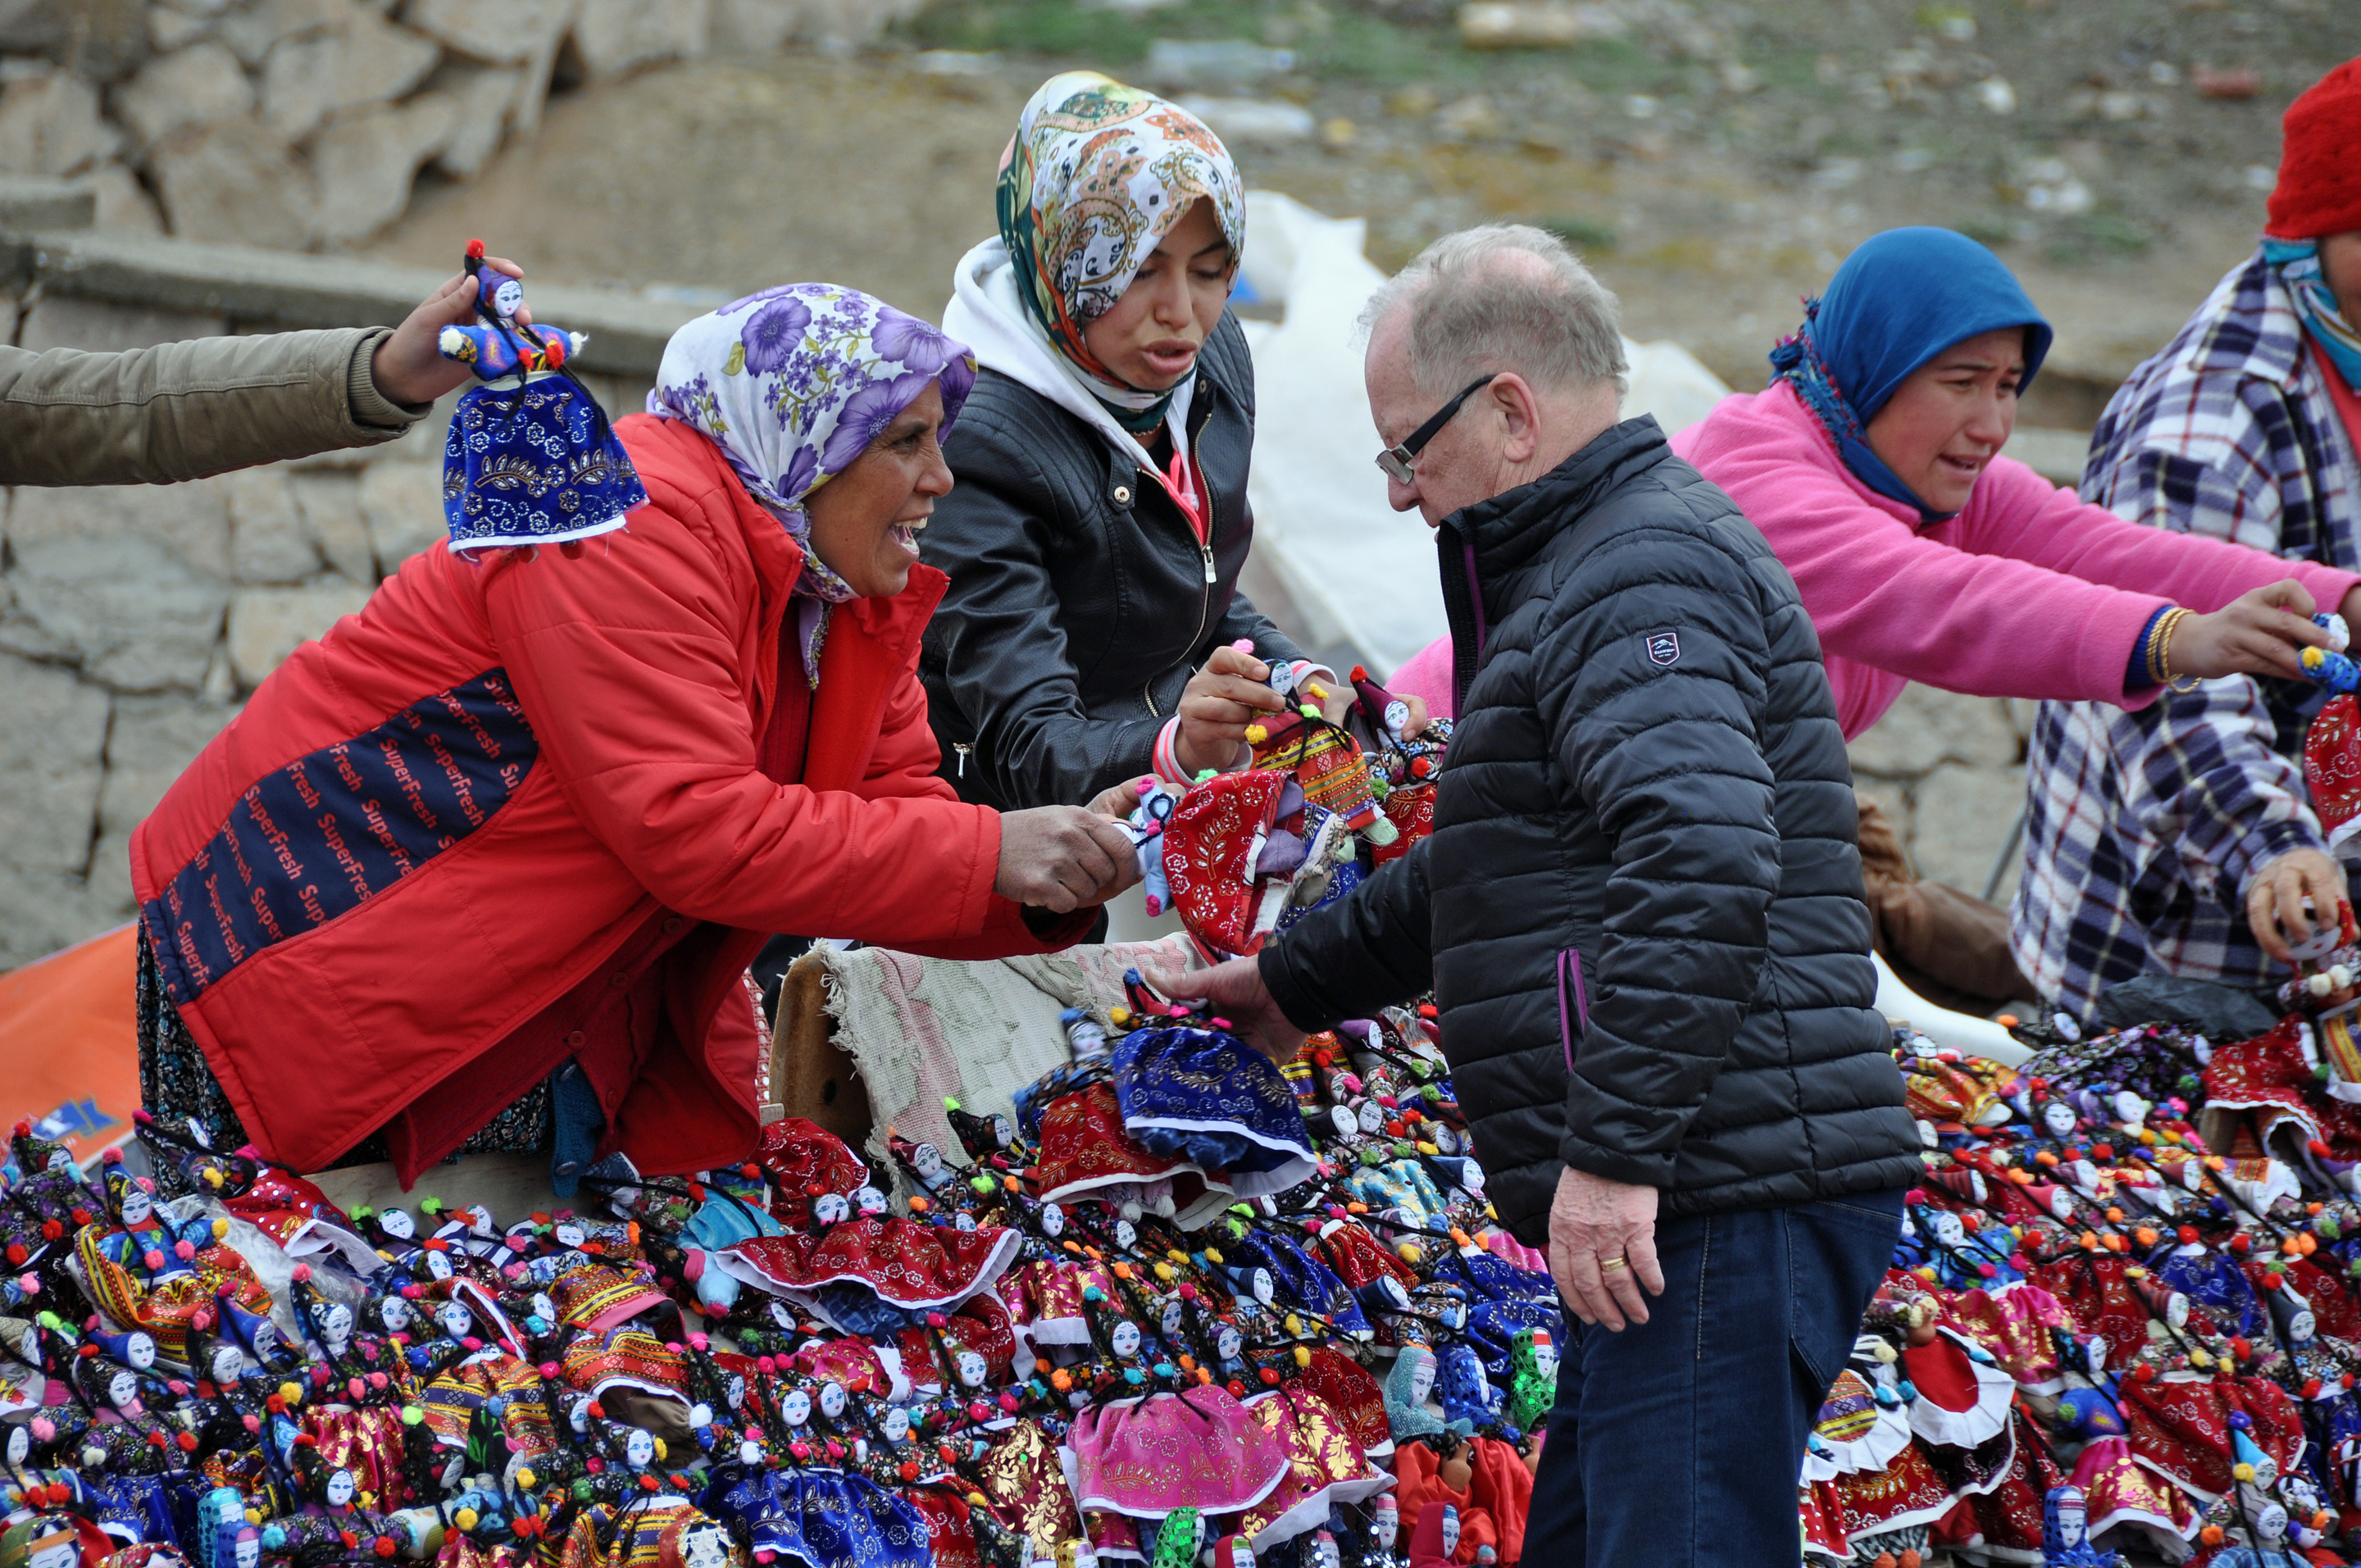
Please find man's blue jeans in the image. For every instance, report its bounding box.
[1522,1190,1905,1566]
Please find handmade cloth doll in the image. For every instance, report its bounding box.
[437,239,646,553]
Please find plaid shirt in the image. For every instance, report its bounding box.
[2013,248,2361,1019]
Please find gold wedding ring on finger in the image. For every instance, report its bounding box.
[1598,1256,1628,1272]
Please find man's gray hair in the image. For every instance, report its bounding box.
[1361,224,1628,398]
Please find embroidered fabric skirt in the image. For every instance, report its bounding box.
[135,935,550,1195]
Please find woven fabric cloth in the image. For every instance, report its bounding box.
[807,936,1196,1183]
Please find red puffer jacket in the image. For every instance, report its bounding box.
[131,412,1071,1179]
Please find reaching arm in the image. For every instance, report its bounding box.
[485,496,1049,952]
[0,329,424,486]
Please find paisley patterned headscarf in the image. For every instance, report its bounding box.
[997,70,1244,425]
[649,284,976,680]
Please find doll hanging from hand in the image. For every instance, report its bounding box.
[438,239,647,554]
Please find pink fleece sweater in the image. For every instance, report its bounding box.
[1386,384,2361,737]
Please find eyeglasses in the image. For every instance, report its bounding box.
[1374,373,1500,484]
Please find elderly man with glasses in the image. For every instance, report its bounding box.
[1167,224,1920,1563]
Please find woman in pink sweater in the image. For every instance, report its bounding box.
[1390,227,2361,952]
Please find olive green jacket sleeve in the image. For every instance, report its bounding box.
[0,325,430,486]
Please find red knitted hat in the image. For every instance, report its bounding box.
[2268,58,2361,239]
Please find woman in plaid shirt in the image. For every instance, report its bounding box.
[2016,60,2361,1020]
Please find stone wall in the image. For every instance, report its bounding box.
[0,199,673,968]
[1849,684,2031,908]
[0,0,930,248]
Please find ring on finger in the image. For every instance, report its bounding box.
[1598,1256,1628,1273]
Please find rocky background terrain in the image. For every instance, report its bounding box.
[2,0,2357,971]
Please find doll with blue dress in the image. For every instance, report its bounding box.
[437,239,646,554]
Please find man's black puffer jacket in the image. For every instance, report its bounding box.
[1260,417,1920,1244]
[920,311,1303,811]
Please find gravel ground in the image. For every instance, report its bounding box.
[366,0,2361,417]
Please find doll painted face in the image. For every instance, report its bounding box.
[233,1530,261,1568]
[1217,1325,1243,1362]
[2255,1501,2290,1545]
[1930,1213,1967,1248]
[210,1344,245,1384]
[812,1193,851,1226]
[325,1469,356,1508]
[1161,1301,1185,1341]
[957,1351,989,1388]
[119,1187,154,1228]
[2041,1102,2076,1139]
[625,1427,655,1468]
[107,1369,139,1410]
[381,1209,415,1241]
[424,1250,452,1282]
[437,1302,472,1338]
[912,1145,945,1183]
[2287,1306,2318,1343]
[1113,1220,1137,1250]
[1382,699,1410,739]
[1437,1506,1458,1558]
[1040,1204,1065,1238]
[680,1521,731,1568]
[487,276,525,320]
[1408,1353,1435,1404]
[1109,1323,1143,1361]
[25,1529,78,1568]
[1068,1017,1108,1057]
[953,1211,977,1232]
[1370,1499,1397,1550]
[121,1332,157,1370]
[781,1390,812,1427]
[1249,1269,1275,1306]
[986,1115,1014,1149]
[1531,1329,1557,1380]
[881,1407,911,1443]
[1357,1103,1386,1136]
[853,1187,888,1216]
[817,1381,848,1420]
[1311,1533,1340,1568]
[6,1425,27,1466]
[319,1302,353,1348]
[555,1222,587,1249]
[1330,1107,1358,1139]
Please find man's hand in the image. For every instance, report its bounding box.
[370,256,529,408]
[994,806,1141,914]
[1176,645,1289,777]
[1151,955,1308,1060]
[2171,579,2331,682]
[1085,775,1153,820]
[2245,847,2350,964]
[1546,1166,1664,1332]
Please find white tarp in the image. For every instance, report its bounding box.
[1238,190,1732,677]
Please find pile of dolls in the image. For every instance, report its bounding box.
[1807,904,2361,1568]
[0,977,1558,1568]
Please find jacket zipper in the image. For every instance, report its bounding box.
[1556,948,1590,1075]
[1140,452,1219,719]
[951,742,971,779]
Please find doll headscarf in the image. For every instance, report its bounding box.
[997,70,1244,427]
[648,284,976,681]
[1768,227,2054,523]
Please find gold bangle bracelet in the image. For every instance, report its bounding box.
[2159,607,2201,693]
[2147,606,2181,688]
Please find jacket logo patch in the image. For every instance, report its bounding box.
[1645,630,1681,667]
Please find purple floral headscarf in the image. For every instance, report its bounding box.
[648,283,976,617]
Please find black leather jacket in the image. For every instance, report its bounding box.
[1260,420,1919,1241]
[918,311,1303,810]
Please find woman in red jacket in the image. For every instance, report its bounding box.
[130,284,1137,1190]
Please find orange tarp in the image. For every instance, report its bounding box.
[0,925,140,1161]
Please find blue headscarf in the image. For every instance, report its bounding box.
[1769,227,2054,522]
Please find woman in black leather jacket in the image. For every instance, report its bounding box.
[921,70,1324,812]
